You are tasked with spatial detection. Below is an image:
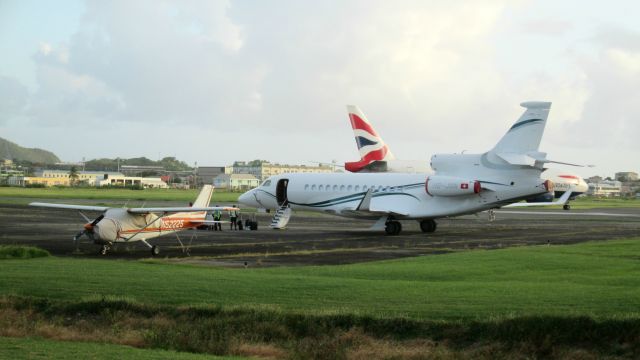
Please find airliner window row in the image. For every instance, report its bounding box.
[303,184,402,192]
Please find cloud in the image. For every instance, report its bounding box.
[15,1,512,153]
[5,0,637,176]
[21,0,258,128]
[0,76,29,123]
[565,29,640,152]
[22,44,125,126]
[520,19,572,36]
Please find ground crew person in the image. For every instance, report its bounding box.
[213,206,222,231]
[229,205,239,230]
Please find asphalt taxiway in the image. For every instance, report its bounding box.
[1,203,638,267]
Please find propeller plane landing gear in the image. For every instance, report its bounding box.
[563,204,571,211]
[140,239,159,257]
[385,220,402,235]
[99,244,111,256]
[419,219,437,233]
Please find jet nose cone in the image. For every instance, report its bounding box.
[578,179,589,192]
[238,189,256,207]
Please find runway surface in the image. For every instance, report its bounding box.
[1,203,638,267]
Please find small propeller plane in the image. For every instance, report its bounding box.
[30,185,236,256]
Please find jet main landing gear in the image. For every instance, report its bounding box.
[419,219,437,233]
[385,220,402,235]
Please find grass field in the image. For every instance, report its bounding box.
[2,239,639,358]
[0,187,240,204]
[1,238,639,320]
[560,196,640,209]
[0,337,242,360]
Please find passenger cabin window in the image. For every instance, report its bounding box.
[304,184,309,190]
[340,185,345,191]
[326,184,330,191]
[312,185,317,191]
[333,185,338,191]
[363,185,368,191]
[355,185,360,191]
[318,185,324,191]
[347,185,353,191]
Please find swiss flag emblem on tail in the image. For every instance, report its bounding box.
[460,183,469,189]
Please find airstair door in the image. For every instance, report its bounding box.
[276,178,289,206]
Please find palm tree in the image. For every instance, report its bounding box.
[69,166,79,186]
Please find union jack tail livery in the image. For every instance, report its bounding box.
[345,105,395,172]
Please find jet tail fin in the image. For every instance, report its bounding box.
[491,101,551,155]
[345,105,395,172]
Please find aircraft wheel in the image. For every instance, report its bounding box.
[394,221,402,235]
[151,245,160,256]
[384,222,394,235]
[419,219,437,233]
[563,204,571,211]
[385,221,401,236]
[100,245,108,255]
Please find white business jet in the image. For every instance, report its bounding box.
[344,105,588,210]
[239,101,565,235]
[30,185,236,255]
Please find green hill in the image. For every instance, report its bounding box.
[84,156,192,172]
[0,137,60,164]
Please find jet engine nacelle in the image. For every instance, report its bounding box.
[526,192,554,203]
[425,175,481,197]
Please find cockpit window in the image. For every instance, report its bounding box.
[262,180,271,187]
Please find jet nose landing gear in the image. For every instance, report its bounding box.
[385,220,402,235]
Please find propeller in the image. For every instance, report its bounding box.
[73,214,105,244]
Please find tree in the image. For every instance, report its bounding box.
[69,166,79,186]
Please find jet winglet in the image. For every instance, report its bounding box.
[356,189,373,211]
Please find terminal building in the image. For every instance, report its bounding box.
[7,176,70,187]
[195,166,233,186]
[232,161,333,181]
[36,170,123,185]
[213,173,260,191]
[8,170,167,188]
[587,180,622,197]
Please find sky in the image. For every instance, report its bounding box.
[0,0,638,178]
